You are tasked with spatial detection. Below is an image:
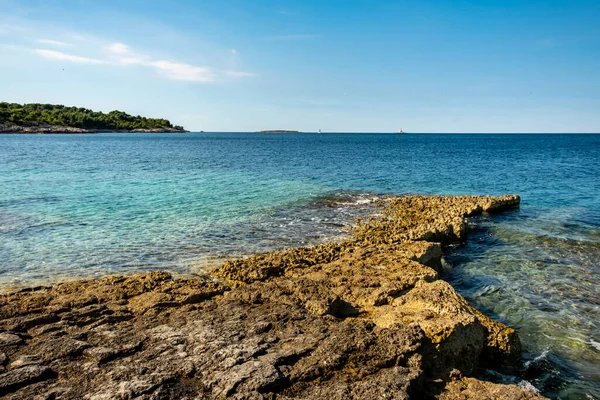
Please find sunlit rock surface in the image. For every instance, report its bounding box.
[0,194,546,399]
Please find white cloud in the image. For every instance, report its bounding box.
[37,39,71,47]
[105,42,130,54]
[33,49,106,64]
[102,42,215,81]
[148,60,215,82]
[224,70,257,78]
[29,40,253,83]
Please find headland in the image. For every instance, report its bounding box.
[0,194,546,399]
[0,102,187,133]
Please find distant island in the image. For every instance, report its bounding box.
[0,102,187,133]
[259,130,300,133]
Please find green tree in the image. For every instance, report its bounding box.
[0,102,185,131]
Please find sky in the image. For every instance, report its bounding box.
[1,0,599,133]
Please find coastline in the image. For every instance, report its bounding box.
[0,123,187,134]
[0,194,547,399]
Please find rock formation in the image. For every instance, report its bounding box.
[0,123,186,134]
[0,194,546,399]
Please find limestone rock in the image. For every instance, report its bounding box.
[439,377,544,399]
[0,194,543,399]
[0,365,54,395]
[0,333,23,347]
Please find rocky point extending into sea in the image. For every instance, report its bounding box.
[0,194,546,399]
[0,123,187,134]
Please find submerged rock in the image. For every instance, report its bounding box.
[0,194,545,399]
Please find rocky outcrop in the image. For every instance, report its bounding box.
[439,377,543,400]
[0,194,546,399]
[0,123,187,134]
[0,123,89,133]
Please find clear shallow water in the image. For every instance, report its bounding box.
[0,132,598,398]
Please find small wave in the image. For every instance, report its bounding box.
[305,191,385,209]
[517,380,540,393]
[479,369,541,394]
[524,350,550,369]
[336,196,380,206]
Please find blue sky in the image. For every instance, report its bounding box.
[1,0,599,132]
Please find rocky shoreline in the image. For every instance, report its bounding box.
[0,194,547,399]
[0,123,187,134]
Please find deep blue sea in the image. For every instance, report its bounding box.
[0,132,598,398]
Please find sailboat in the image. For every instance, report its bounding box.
[318,129,322,134]
[397,128,405,134]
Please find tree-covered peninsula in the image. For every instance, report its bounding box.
[0,102,187,133]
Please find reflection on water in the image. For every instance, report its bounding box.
[446,208,600,399]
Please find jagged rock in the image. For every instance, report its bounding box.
[0,365,54,395]
[0,333,23,347]
[8,355,41,369]
[0,194,543,399]
[0,123,89,134]
[439,377,545,399]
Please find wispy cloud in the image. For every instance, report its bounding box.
[103,42,215,82]
[37,39,71,47]
[28,40,254,83]
[33,49,106,64]
[148,60,215,82]
[222,49,256,78]
[104,42,130,54]
[103,42,150,64]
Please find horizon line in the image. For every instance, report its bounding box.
[184,131,600,134]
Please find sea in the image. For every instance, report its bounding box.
[0,132,598,399]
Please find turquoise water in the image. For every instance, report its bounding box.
[0,132,598,398]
